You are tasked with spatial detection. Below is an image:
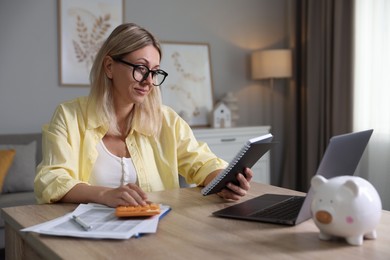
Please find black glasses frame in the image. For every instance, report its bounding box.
[113,58,168,86]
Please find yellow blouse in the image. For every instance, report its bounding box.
[34,97,227,204]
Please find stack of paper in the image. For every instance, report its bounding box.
[21,203,171,239]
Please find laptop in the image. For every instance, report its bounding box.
[212,129,373,226]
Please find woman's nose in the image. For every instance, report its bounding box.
[143,72,154,85]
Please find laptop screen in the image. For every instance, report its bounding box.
[296,129,373,224]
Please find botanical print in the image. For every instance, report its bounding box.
[59,0,122,85]
[72,14,111,72]
[160,43,214,126]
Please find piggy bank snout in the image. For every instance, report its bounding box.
[315,210,333,224]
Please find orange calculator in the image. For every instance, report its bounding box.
[115,203,161,217]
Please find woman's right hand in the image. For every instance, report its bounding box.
[100,183,149,208]
[60,183,149,208]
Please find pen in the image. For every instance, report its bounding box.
[72,215,93,231]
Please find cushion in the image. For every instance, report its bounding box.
[0,141,36,193]
[0,149,16,191]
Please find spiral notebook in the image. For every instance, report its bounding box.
[201,133,276,196]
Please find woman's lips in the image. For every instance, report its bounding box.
[134,87,148,95]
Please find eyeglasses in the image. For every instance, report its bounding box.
[113,58,168,86]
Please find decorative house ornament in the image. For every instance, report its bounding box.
[310,175,382,246]
[221,92,239,126]
[212,102,232,128]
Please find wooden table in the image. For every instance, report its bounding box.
[2,182,390,259]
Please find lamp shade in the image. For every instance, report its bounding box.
[251,49,292,79]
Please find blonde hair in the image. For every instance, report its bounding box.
[89,23,163,137]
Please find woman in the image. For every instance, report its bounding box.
[34,23,253,207]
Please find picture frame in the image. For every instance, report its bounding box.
[58,0,124,86]
[160,42,214,127]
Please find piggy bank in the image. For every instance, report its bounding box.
[310,175,382,246]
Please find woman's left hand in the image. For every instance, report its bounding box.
[217,167,253,200]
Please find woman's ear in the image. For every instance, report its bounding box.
[103,56,114,79]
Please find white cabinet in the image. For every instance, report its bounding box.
[192,126,271,184]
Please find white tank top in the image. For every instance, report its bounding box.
[90,140,137,188]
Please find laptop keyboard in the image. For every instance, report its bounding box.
[249,196,305,220]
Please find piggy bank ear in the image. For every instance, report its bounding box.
[311,175,327,191]
[343,179,360,197]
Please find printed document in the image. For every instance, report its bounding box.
[21,203,171,239]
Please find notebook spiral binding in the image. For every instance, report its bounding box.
[201,133,274,196]
[202,143,251,194]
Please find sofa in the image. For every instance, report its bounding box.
[0,133,40,248]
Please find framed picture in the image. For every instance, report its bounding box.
[160,42,214,127]
[58,0,123,86]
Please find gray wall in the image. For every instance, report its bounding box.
[0,0,289,185]
[0,0,288,134]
